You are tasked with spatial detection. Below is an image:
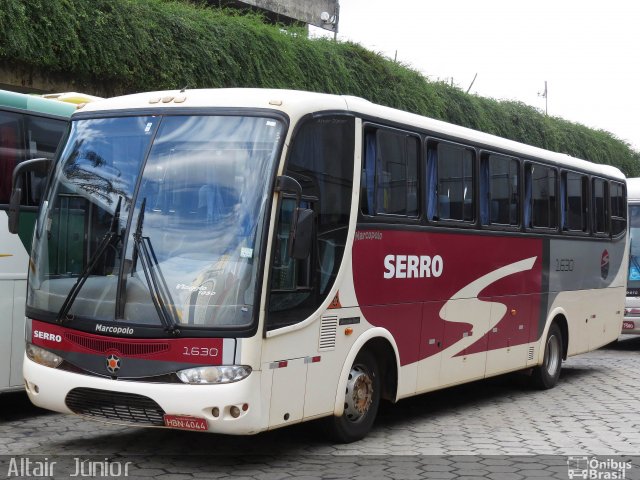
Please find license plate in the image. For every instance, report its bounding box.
[622,321,635,330]
[163,414,208,432]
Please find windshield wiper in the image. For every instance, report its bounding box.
[57,196,123,323]
[131,198,181,335]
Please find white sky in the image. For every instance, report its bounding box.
[310,0,640,151]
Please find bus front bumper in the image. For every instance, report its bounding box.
[23,356,267,435]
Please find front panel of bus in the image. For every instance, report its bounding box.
[624,202,640,333]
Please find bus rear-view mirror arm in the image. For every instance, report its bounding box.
[8,157,51,234]
[275,175,314,260]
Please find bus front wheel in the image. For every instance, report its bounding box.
[324,350,381,443]
[531,323,563,389]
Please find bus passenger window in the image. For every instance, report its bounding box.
[426,142,474,222]
[593,178,609,234]
[526,163,557,229]
[561,171,588,232]
[610,181,625,236]
[480,153,519,226]
[363,128,419,217]
[0,112,22,205]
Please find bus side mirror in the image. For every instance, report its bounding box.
[7,157,51,234]
[291,208,314,259]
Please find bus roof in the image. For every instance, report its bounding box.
[76,88,625,180]
[0,89,77,118]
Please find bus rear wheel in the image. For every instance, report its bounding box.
[531,323,563,389]
[324,350,380,443]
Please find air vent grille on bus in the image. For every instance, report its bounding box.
[65,388,165,426]
[319,315,338,351]
[528,346,535,361]
[65,332,170,356]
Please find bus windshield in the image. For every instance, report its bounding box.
[629,204,640,291]
[27,114,284,333]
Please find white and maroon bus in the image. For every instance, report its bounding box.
[18,89,627,442]
[624,177,640,334]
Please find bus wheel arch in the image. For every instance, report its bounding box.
[531,315,567,389]
[553,314,569,361]
[326,330,399,442]
[360,336,398,403]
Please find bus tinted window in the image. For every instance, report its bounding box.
[562,171,588,232]
[363,128,419,217]
[610,181,626,236]
[0,111,22,204]
[269,115,355,329]
[0,111,67,206]
[481,153,519,226]
[527,163,557,229]
[428,142,474,222]
[593,178,609,234]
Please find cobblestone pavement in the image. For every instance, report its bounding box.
[0,336,639,479]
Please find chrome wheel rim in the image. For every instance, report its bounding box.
[344,365,373,422]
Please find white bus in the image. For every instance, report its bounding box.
[624,177,640,334]
[17,89,626,441]
[0,89,76,393]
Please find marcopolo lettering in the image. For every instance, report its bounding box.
[383,254,443,279]
[95,324,134,335]
[33,330,62,343]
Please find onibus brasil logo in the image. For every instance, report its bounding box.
[567,456,632,479]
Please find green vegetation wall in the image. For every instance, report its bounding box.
[1,0,638,174]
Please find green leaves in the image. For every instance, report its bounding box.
[3,0,637,175]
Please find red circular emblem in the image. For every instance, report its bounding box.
[106,354,121,374]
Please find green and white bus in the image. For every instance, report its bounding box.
[0,89,80,392]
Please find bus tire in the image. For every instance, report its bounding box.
[531,323,563,389]
[324,350,380,443]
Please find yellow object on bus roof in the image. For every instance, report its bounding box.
[41,92,103,105]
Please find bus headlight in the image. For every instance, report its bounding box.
[177,365,252,384]
[25,343,63,368]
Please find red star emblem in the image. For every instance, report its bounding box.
[106,354,121,374]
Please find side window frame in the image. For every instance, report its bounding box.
[560,169,590,235]
[361,124,421,220]
[592,177,610,237]
[610,180,626,238]
[0,110,25,209]
[479,151,520,230]
[524,161,559,232]
[267,114,356,332]
[425,138,476,226]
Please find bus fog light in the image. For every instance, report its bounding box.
[26,343,63,369]
[230,406,241,418]
[212,407,220,417]
[176,365,252,384]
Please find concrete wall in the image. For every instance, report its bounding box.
[237,0,339,31]
[0,62,118,97]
